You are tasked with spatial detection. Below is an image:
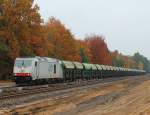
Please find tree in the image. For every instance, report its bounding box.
[138,61,144,70]
[133,52,150,72]
[76,39,92,63]
[0,0,49,59]
[85,34,112,65]
[122,56,137,68]
[46,17,80,61]
[111,51,125,67]
[80,48,89,63]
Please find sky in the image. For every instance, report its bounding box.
[35,0,150,59]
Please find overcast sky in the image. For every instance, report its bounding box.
[35,0,150,59]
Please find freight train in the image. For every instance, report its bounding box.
[13,57,146,84]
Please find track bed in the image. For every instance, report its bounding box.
[0,75,150,115]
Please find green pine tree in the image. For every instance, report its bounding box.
[80,48,89,63]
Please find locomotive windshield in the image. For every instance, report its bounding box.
[15,60,32,67]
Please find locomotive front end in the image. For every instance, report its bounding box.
[13,58,34,84]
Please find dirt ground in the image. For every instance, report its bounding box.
[1,75,150,115]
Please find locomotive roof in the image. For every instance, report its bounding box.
[16,57,35,60]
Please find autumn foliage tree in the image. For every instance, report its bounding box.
[85,35,112,65]
[0,0,49,59]
[46,17,80,61]
[111,51,145,70]
[111,50,125,67]
[76,40,92,63]
[133,53,149,71]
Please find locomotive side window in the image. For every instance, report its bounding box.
[54,64,56,73]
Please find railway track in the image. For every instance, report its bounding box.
[0,75,149,109]
[0,75,149,101]
[0,83,77,100]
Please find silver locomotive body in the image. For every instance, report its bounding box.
[13,57,63,84]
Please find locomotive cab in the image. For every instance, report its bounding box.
[13,58,37,84]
